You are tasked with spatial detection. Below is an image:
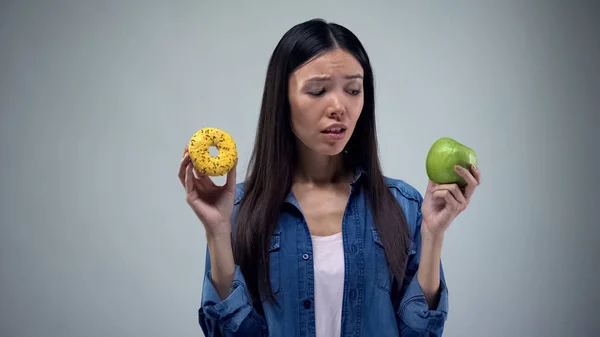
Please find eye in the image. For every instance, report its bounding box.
[348,89,362,96]
[308,89,326,97]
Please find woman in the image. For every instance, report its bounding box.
[178,18,480,337]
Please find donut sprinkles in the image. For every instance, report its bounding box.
[188,127,238,176]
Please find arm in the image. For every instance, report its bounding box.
[179,146,266,335]
[198,231,268,337]
[206,232,236,300]
[396,211,449,336]
[417,230,445,310]
[396,164,481,335]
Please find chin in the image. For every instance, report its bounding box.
[296,134,349,157]
[314,143,347,157]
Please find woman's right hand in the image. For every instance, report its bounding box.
[178,146,237,237]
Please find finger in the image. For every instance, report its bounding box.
[427,179,438,193]
[454,165,479,199]
[432,189,447,202]
[179,153,191,186]
[193,167,205,179]
[194,175,211,192]
[464,165,481,199]
[434,183,467,206]
[225,159,238,190]
[443,189,460,212]
[190,163,217,190]
[471,165,481,185]
[433,189,459,212]
[185,162,195,193]
[197,174,217,190]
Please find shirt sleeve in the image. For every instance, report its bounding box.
[395,206,449,336]
[198,246,268,337]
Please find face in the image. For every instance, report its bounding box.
[288,48,364,157]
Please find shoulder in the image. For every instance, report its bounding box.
[228,182,248,233]
[233,181,247,205]
[233,178,421,203]
[234,178,422,204]
[383,176,424,238]
[383,176,423,205]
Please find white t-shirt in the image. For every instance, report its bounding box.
[311,232,345,337]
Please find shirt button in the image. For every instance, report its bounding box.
[303,299,311,309]
[350,289,357,300]
[350,244,357,254]
[302,253,309,260]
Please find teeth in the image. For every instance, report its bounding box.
[325,127,343,133]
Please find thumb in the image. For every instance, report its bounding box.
[225,159,237,190]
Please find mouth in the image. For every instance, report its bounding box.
[321,125,347,134]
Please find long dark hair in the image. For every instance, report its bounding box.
[233,18,410,311]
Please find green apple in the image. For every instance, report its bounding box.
[426,137,478,186]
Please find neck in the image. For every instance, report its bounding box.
[294,144,349,186]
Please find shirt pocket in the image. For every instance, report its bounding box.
[371,227,417,293]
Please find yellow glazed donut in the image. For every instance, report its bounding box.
[188,127,238,176]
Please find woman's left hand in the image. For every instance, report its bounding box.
[421,164,481,238]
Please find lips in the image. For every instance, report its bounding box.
[321,124,347,134]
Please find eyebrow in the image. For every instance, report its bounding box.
[306,74,363,82]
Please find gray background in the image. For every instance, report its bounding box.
[1,1,598,336]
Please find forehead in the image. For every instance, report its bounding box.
[291,48,363,79]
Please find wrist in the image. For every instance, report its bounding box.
[206,227,232,243]
[421,223,445,247]
[204,225,235,300]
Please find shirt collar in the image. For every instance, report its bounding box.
[283,166,366,208]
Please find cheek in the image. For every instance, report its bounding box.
[347,99,364,127]
[290,100,319,132]
[289,97,304,132]
[290,109,312,141]
[290,106,305,127]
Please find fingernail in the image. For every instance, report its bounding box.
[472,165,478,171]
[454,165,461,171]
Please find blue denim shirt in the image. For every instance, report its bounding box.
[198,170,449,336]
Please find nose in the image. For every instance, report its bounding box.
[326,94,345,119]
